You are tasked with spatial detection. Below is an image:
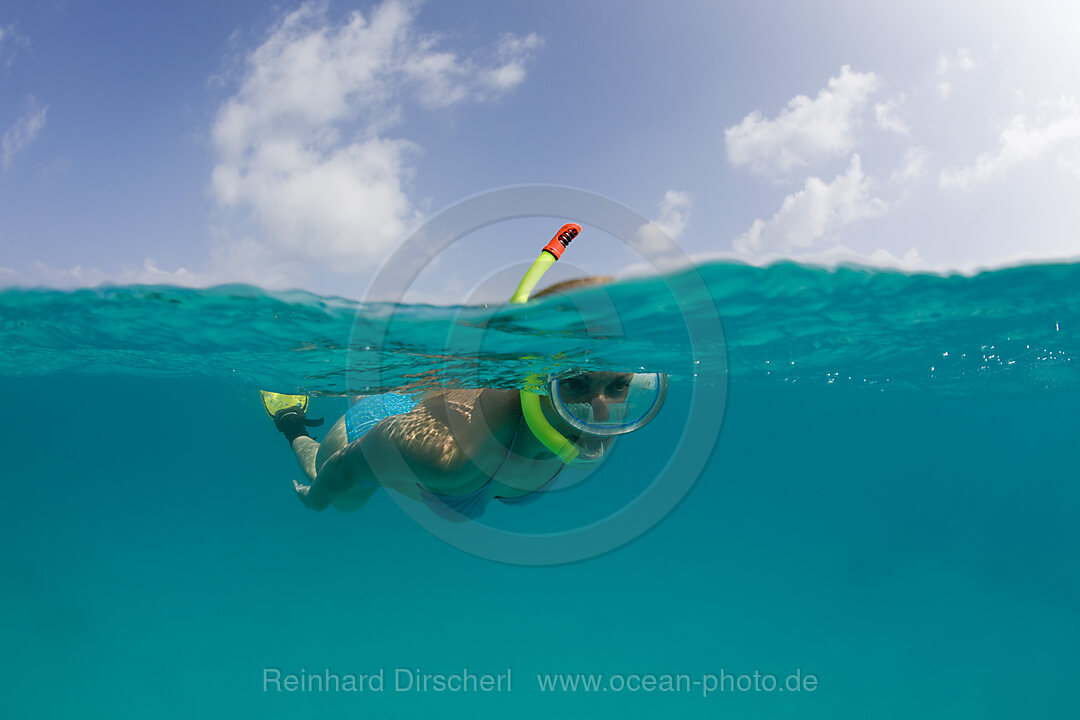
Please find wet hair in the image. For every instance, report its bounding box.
[531,276,615,300]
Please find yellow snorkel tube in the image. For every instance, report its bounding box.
[510,223,583,464]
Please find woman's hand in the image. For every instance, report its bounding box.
[293,479,314,507]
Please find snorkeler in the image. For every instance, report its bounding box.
[263,225,668,520]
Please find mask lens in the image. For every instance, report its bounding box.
[551,372,667,436]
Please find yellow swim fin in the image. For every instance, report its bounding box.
[260,390,308,419]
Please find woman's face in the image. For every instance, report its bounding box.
[556,372,633,422]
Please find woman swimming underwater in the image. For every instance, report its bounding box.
[264,224,667,521]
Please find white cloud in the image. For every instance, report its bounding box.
[655,189,691,239]
[0,24,29,68]
[724,65,880,179]
[741,244,926,271]
[2,99,47,171]
[890,146,932,186]
[635,190,692,257]
[17,259,211,289]
[937,47,975,75]
[494,31,542,59]
[620,238,1080,279]
[210,0,539,274]
[875,96,908,135]
[482,32,542,91]
[399,30,539,107]
[936,48,975,99]
[734,155,887,255]
[939,97,1080,189]
[618,244,933,281]
[205,234,309,289]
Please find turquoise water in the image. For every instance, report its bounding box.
[1,261,1078,717]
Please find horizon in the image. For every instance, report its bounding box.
[3,0,1080,301]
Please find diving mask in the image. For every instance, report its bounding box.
[550,371,667,437]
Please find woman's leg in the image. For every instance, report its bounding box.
[290,436,319,484]
[293,442,361,511]
[290,417,356,510]
[285,415,347,485]
[331,483,379,512]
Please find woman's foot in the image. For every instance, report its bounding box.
[273,405,324,442]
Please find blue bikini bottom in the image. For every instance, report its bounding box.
[344,393,419,444]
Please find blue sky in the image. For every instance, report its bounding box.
[2,0,1079,300]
